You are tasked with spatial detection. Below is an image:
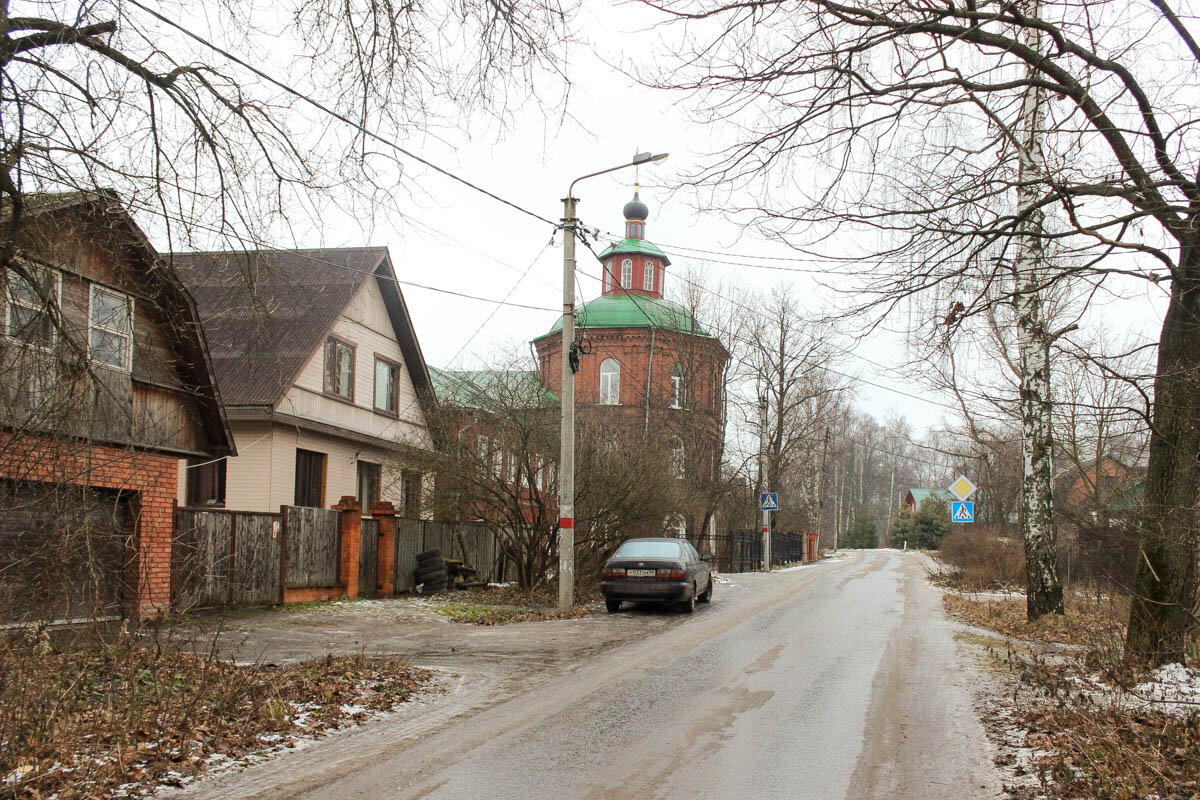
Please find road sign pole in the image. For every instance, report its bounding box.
[760,398,770,571]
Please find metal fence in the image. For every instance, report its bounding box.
[707,530,812,573]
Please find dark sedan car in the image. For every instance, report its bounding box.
[601,537,713,613]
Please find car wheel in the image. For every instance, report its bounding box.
[680,585,696,614]
[698,577,713,603]
[605,599,621,613]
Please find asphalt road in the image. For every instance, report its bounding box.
[171,550,1004,799]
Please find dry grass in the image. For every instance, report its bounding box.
[942,592,1130,647]
[0,628,432,798]
[943,591,1200,799]
[428,582,599,625]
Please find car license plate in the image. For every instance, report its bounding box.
[627,569,656,577]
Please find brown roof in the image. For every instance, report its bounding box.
[166,248,433,413]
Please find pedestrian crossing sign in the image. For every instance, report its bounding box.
[952,501,974,523]
[760,493,779,511]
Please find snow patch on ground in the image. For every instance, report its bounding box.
[1131,663,1200,717]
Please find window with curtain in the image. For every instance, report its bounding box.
[643,261,654,291]
[620,259,632,289]
[670,363,685,408]
[669,436,685,478]
[599,358,620,405]
[323,337,355,400]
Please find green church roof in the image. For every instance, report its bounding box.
[596,237,672,266]
[535,294,712,340]
[428,367,558,410]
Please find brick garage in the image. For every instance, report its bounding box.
[0,434,180,619]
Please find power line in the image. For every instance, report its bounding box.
[125,0,558,230]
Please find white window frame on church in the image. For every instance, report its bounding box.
[599,358,620,405]
[604,265,612,293]
[643,261,654,291]
[620,259,632,289]
[670,363,685,408]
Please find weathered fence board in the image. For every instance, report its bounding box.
[359,518,379,597]
[172,509,233,610]
[232,514,282,605]
[284,506,340,588]
[391,518,509,590]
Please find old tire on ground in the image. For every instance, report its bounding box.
[417,566,448,583]
[680,586,696,614]
[698,577,713,603]
[416,549,442,562]
[417,556,445,570]
[605,599,621,613]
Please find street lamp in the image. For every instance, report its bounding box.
[558,151,668,612]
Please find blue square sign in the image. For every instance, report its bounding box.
[759,493,779,511]
[952,501,974,523]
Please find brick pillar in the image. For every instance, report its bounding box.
[333,496,362,597]
[372,501,397,596]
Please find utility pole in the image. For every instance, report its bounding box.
[759,396,770,571]
[818,427,831,551]
[557,152,668,613]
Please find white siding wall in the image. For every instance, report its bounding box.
[178,276,432,514]
[277,278,429,449]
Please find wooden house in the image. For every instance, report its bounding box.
[0,192,234,622]
[169,248,435,517]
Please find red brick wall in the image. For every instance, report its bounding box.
[0,433,178,618]
[600,254,665,298]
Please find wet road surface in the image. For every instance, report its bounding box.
[170,550,1003,799]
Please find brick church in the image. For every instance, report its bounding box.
[532,187,729,539]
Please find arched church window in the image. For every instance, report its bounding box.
[670,364,685,409]
[600,358,620,405]
[604,265,612,293]
[669,436,685,478]
[667,513,687,539]
[643,261,654,291]
[621,259,633,289]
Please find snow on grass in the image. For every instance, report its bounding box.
[1131,663,1200,717]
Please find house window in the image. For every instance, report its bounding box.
[670,363,685,409]
[620,259,632,289]
[374,358,399,414]
[186,458,227,507]
[599,358,620,405]
[492,445,504,480]
[643,261,654,292]
[669,436,685,478]
[534,456,545,492]
[6,267,59,348]
[324,337,355,400]
[357,460,381,512]
[294,448,326,507]
[89,285,133,370]
[604,266,612,293]
[402,469,422,517]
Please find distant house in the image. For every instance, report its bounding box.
[1053,457,1143,520]
[170,248,434,517]
[902,488,955,512]
[0,192,234,621]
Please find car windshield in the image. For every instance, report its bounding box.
[614,541,682,559]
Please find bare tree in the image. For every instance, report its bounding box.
[646,0,1199,663]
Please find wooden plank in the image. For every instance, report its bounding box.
[284,506,341,588]
[232,513,282,605]
[359,518,378,597]
[395,517,423,592]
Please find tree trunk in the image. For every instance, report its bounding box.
[1015,0,1064,619]
[1126,236,1200,665]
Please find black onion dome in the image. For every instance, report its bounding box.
[622,190,649,221]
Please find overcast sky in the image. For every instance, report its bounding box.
[155,0,1168,437]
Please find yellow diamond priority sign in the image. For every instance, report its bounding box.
[948,475,977,501]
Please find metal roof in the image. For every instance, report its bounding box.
[534,294,712,340]
[596,237,672,266]
[429,367,557,410]
[906,488,955,507]
[168,248,433,413]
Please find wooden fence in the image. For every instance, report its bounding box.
[393,518,508,593]
[173,507,510,610]
[283,506,340,589]
[172,508,282,610]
